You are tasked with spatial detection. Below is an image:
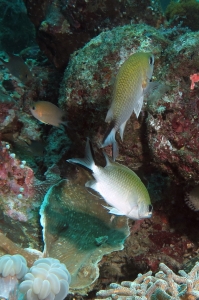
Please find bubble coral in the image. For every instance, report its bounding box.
[0,254,28,299]
[19,257,71,300]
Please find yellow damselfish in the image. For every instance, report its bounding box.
[101,52,155,160]
[67,139,152,220]
[30,101,66,127]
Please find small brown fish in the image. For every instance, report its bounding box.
[30,101,66,127]
[0,53,33,84]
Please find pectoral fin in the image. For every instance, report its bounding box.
[144,81,159,95]
[85,180,98,192]
[103,205,124,216]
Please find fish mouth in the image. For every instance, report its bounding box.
[138,212,152,219]
[143,206,153,219]
[145,212,153,218]
[138,204,153,219]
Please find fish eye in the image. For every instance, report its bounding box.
[149,56,154,65]
[148,204,153,212]
[32,106,35,110]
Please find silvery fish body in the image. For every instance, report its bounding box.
[67,139,152,220]
[102,52,155,160]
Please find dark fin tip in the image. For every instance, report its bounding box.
[87,138,97,166]
[88,138,96,164]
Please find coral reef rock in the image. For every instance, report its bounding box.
[24,0,163,69]
[0,141,61,254]
[59,24,169,161]
[147,31,199,183]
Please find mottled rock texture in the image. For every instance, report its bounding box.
[59,24,169,166]
[24,0,163,69]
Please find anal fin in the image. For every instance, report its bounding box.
[105,107,113,122]
[119,120,127,141]
[134,95,144,118]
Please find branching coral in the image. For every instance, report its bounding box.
[95,262,199,299]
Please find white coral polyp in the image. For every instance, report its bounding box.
[0,254,28,299]
[0,254,28,279]
[19,258,71,300]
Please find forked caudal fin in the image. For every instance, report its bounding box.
[67,138,96,172]
[101,126,118,161]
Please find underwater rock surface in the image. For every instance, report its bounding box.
[24,0,163,69]
[59,23,199,184]
[1,8,199,298]
[147,31,199,183]
[0,141,61,255]
[0,50,71,173]
[40,178,130,294]
[59,24,169,164]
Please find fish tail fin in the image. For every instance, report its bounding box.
[67,138,96,172]
[101,121,116,148]
[101,122,118,161]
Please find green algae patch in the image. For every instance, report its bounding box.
[40,179,130,295]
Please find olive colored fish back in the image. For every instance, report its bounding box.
[99,162,150,204]
[112,53,152,125]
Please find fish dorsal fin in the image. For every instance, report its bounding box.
[103,151,112,166]
[67,138,96,172]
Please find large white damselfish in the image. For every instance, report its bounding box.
[101,52,155,160]
[67,139,152,220]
